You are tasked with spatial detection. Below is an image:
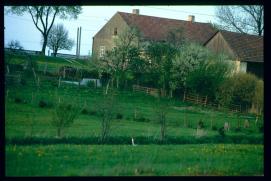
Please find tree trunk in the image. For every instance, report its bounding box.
[105,79,111,95]
[41,34,48,55]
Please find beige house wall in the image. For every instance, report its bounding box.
[92,13,130,59]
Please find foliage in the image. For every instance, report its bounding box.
[7,40,24,50]
[170,43,210,91]
[217,73,259,108]
[39,100,53,108]
[252,80,263,115]
[186,55,233,101]
[218,127,225,137]
[98,27,141,91]
[7,6,82,55]
[47,24,74,56]
[51,100,82,138]
[97,90,118,143]
[145,41,177,96]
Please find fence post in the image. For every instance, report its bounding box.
[183,91,186,102]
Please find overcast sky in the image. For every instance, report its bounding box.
[4,6,218,56]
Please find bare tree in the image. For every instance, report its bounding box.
[7,6,82,55]
[216,5,263,36]
[47,24,74,56]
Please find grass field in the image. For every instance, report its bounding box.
[5,54,264,176]
[6,144,263,176]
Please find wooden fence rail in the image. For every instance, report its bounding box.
[183,91,242,113]
[132,85,159,97]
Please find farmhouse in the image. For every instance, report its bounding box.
[205,30,263,79]
[92,9,263,79]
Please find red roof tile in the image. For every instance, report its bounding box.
[118,12,217,45]
[220,30,263,63]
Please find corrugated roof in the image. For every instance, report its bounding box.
[118,12,217,45]
[220,30,263,63]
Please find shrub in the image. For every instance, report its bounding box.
[218,127,225,137]
[20,78,27,86]
[217,73,259,109]
[81,108,89,114]
[39,100,53,108]
[186,57,233,101]
[89,110,97,116]
[197,119,205,129]
[14,97,22,103]
[234,127,242,132]
[212,125,218,131]
[51,101,82,138]
[116,113,123,119]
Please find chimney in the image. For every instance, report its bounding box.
[132,9,139,15]
[188,15,195,22]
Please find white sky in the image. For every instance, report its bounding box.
[4,6,218,56]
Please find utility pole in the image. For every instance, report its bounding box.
[76,26,82,58]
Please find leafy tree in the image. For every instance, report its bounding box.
[7,6,82,55]
[47,24,74,56]
[7,40,24,50]
[186,54,233,101]
[145,41,177,97]
[99,27,141,92]
[170,43,210,92]
[215,6,264,35]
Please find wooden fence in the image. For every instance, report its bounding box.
[183,91,242,113]
[183,92,208,106]
[132,85,159,97]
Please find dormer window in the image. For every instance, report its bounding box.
[114,28,117,36]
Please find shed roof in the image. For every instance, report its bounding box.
[219,30,263,63]
[118,12,217,45]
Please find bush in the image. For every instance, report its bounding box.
[89,110,97,116]
[19,78,27,86]
[197,120,205,129]
[186,57,233,101]
[218,127,225,137]
[212,126,218,131]
[217,73,259,109]
[81,108,89,114]
[39,100,53,108]
[234,127,242,132]
[14,97,22,104]
[116,113,123,119]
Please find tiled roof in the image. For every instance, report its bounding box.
[118,12,217,45]
[220,30,263,63]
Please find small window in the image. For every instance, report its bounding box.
[99,46,105,58]
[113,28,117,36]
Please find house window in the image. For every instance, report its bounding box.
[113,28,118,36]
[99,46,105,58]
